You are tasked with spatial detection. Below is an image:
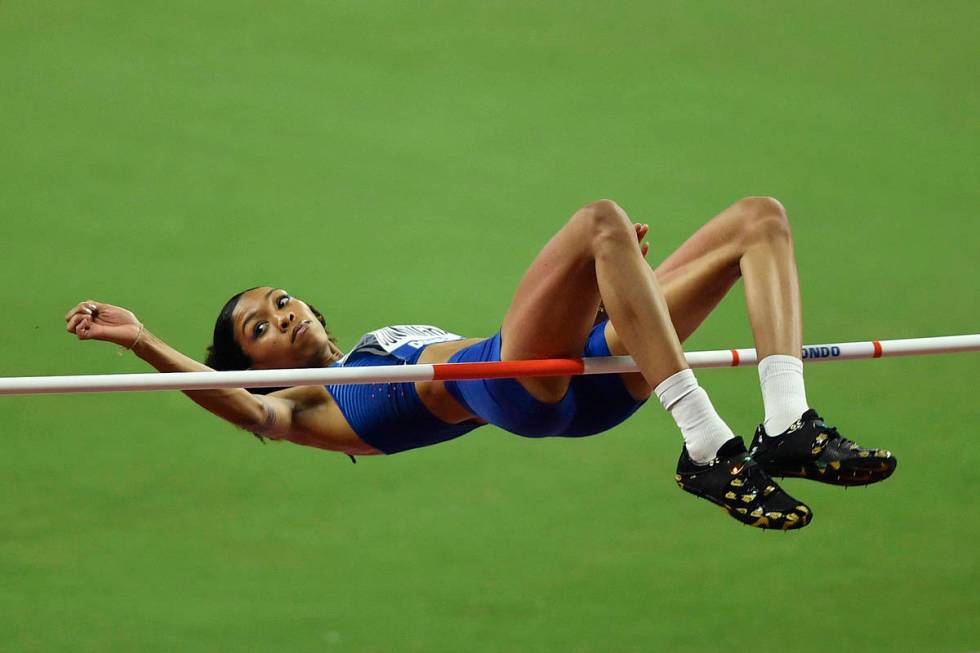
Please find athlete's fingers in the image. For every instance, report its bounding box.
[66,314,86,333]
[632,221,650,256]
[78,315,112,341]
[65,308,89,324]
[78,318,103,341]
[65,302,93,321]
[75,317,92,339]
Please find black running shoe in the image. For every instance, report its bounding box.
[750,409,897,486]
[676,436,812,530]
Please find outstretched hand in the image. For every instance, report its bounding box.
[65,301,143,348]
[634,222,650,257]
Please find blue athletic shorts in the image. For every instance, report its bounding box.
[443,321,648,438]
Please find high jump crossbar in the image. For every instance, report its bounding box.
[1,334,977,396]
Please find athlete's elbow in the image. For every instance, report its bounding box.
[247,395,292,439]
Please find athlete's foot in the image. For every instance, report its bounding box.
[676,436,812,530]
[750,409,897,486]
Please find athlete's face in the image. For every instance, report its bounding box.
[232,287,334,369]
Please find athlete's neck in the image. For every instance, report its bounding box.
[320,341,345,366]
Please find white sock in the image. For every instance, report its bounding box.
[655,369,735,464]
[758,354,809,436]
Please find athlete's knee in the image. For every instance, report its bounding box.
[586,198,627,217]
[733,196,791,245]
[575,199,635,252]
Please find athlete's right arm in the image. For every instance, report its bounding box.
[64,300,300,436]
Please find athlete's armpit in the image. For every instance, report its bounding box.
[251,395,292,439]
[273,386,382,455]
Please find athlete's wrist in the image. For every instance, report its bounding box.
[116,323,145,354]
[130,326,156,359]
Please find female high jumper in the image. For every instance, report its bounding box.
[65,197,896,530]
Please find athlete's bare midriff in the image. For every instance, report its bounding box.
[414,337,485,424]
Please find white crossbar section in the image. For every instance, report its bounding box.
[0,334,976,396]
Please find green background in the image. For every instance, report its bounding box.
[1,2,977,651]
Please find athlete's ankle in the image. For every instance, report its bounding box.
[758,354,808,436]
[655,369,734,463]
[762,410,808,437]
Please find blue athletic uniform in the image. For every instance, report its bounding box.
[325,326,479,455]
[326,323,647,455]
[444,321,648,438]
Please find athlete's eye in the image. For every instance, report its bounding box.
[254,322,267,338]
[277,294,290,308]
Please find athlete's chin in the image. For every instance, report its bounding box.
[255,345,327,370]
[296,340,331,368]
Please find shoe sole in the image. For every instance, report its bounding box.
[767,454,897,487]
[676,476,813,531]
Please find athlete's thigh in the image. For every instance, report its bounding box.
[658,199,749,341]
[655,227,743,344]
[605,201,748,396]
[500,210,601,362]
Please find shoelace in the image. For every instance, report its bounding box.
[819,422,857,451]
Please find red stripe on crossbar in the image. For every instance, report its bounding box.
[730,349,740,366]
[872,340,883,358]
[432,359,586,381]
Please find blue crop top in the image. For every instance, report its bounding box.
[325,325,481,455]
